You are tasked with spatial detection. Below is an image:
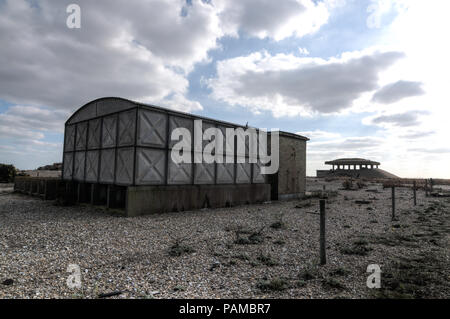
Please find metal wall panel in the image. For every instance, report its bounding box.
[87,119,101,149]
[168,154,192,184]
[85,150,99,182]
[253,161,265,183]
[236,160,251,184]
[73,151,85,181]
[118,110,136,146]
[116,147,134,185]
[135,148,166,185]
[217,126,232,155]
[169,115,193,149]
[63,98,283,187]
[102,115,117,148]
[63,152,73,179]
[137,109,167,147]
[194,160,215,184]
[100,149,115,183]
[216,162,234,184]
[201,121,215,150]
[75,122,87,151]
[64,124,75,152]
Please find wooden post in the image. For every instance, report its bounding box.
[425,179,429,197]
[319,199,326,265]
[391,186,396,221]
[413,180,417,206]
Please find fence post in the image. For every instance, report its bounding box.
[430,178,434,194]
[391,186,396,221]
[425,179,428,197]
[413,180,417,206]
[319,199,326,265]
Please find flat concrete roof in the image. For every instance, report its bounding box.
[325,158,380,165]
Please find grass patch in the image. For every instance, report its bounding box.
[322,278,346,290]
[270,213,286,230]
[340,239,372,256]
[256,253,279,267]
[256,278,288,292]
[232,253,250,261]
[234,227,265,245]
[330,267,351,277]
[168,239,195,257]
[299,269,318,281]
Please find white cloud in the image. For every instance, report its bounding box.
[296,130,340,140]
[0,105,65,168]
[216,0,333,41]
[298,47,310,56]
[0,0,213,112]
[208,49,404,117]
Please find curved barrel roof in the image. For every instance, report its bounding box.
[66,97,309,140]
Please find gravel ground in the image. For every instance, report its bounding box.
[0,179,448,299]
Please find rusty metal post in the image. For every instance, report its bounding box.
[319,199,326,265]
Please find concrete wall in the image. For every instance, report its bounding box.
[126,184,270,216]
[316,170,329,178]
[275,134,307,200]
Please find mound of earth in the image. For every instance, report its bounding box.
[320,168,398,179]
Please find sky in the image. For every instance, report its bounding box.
[0,0,449,178]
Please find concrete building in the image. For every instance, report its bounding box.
[59,97,308,216]
[316,158,398,179]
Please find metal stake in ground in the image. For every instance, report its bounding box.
[413,180,417,206]
[319,199,326,265]
[391,186,396,221]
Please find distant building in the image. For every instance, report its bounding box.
[316,158,398,179]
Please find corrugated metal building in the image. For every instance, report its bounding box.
[61,97,308,216]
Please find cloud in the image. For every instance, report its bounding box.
[0,0,213,112]
[399,130,435,139]
[216,0,332,41]
[0,105,69,133]
[408,147,450,154]
[310,136,383,151]
[208,50,404,117]
[296,130,340,140]
[372,80,425,104]
[371,110,429,127]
